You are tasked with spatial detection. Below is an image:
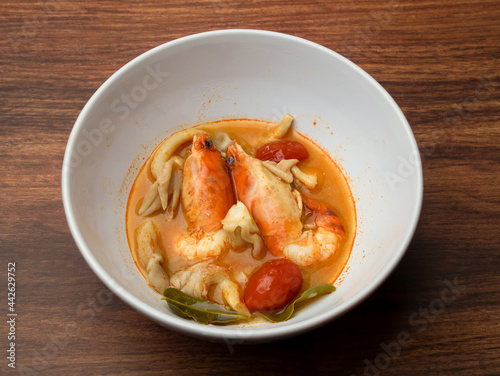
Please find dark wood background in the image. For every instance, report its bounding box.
[1,0,499,375]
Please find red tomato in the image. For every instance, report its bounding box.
[244,259,303,312]
[255,141,309,163]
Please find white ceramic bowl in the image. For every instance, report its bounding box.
[62,30,422,343]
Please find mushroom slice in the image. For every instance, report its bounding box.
[157,156,184,210]
[291,166,318,189]
[136,221,169,292]
[262,158,299,184]
[139,181,162,216]
[166,169,182,221]
[272,113,294,139]
[138,156,184,217]
[222,201,265,259]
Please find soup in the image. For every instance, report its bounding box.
[126,116,355,323]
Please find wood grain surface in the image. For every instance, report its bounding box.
[1,0,499,375]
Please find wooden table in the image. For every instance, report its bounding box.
[1,1,499,375]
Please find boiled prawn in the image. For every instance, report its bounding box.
[176,133,236,261]
[227,142,344,267]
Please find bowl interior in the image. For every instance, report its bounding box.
[62,30,422,342]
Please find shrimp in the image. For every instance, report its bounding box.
[176,133,236,261]
[177,230,229,261]
[283,195,345,266]
[170,260,248,315]
[227,142,344,267]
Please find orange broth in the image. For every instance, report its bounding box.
[126,119,356,295]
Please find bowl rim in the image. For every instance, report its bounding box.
[62,29,423,342]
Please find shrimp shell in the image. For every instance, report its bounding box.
[182,133,235,233]
[228,142,344,267]
[227,142,302,257]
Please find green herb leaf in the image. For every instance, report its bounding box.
[261,284,336,322]
[162,288,248,325]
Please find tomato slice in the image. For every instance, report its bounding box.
[255,141,309,163]
[244,259,303,312]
